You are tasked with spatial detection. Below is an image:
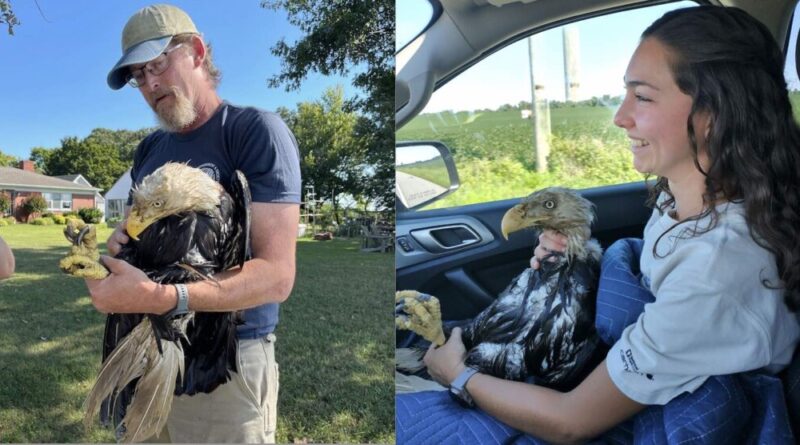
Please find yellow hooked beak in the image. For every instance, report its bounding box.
[500,205,539,240]
[125,209,158,241]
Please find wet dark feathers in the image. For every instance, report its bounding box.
[100,170,251,426]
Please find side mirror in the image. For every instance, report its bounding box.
[396,141,460,211]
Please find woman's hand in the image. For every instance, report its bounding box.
[530,230,568,270]
[424,327,468,386]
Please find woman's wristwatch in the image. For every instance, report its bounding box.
[449,366,479,408]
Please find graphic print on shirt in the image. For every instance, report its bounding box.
[197,162,221,182]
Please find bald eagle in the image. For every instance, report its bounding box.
[397,187,603,390]
[84,163,251,442]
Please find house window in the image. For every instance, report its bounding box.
[42,192,72,211]
[106,199,126,219]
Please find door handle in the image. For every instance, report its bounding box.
[410,224,481,253]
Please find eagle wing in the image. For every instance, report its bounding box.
[222,170,252,270]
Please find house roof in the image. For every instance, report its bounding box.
[55,174,81,182]
[0,167,100,192]
[105,168,132,200]
[55,174,93,187]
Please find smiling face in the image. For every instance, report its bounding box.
[614,37,710,181]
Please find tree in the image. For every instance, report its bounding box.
[32,127,149,191]
[262,0,394,210]
[84,127,153,164]
[44,137,128,193]
[0,0,18,35]
[353,116,393,209]
[29,147,53,173]
[287,86,365,223]
[0,149,18,167]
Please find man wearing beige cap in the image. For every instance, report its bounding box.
[86,4,302,443]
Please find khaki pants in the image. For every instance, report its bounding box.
[145,334,279,443]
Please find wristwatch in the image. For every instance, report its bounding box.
[166,283,190,317]
[449,366,479,408]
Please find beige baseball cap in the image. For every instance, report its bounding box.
[107,4,198,90]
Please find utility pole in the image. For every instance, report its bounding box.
[563,25,581,102]
[528,35,551,172]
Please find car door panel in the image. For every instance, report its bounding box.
[396,181,651,320]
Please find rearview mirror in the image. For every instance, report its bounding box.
[396,141,460,211]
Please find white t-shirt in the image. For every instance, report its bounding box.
[606,200,800,405]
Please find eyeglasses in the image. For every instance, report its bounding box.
[126,43,185,88]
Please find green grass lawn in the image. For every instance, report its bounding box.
[0,224,394,443]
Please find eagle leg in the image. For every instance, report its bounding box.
[395,290,446,346]
[60,219,109,279]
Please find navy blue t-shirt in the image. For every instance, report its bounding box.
[128,101,302,338]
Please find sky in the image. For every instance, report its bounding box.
[397,1,800,114]
[0,1,356,159]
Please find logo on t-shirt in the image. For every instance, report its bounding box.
[620,348,654,380]
[196,163,220,182]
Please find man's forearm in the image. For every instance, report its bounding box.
[92,202,299,315]
[182,203,299,312]
[182,256,295,312]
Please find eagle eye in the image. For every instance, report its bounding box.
[544,200,555,209]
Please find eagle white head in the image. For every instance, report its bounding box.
[126,163,222,240]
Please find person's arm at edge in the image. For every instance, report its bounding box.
[0,236,15,279]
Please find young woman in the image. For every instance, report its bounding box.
[423,6,800,443]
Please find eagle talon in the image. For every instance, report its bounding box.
[76,224,92,247]
[395,290,446,346]
[60,219,109,279]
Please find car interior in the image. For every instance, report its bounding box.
[395,0,800,437]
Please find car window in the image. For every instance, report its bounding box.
[396,0,435,52]
[786,3,800,115]
[396,1,698,211]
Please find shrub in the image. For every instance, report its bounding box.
[30,217,54,226]
[52,215,66,225]
[23,195,48,216]
[0,194,10,215]
[4,216,15,225]
[0,219,8,227]
[42,211,54,218]
[106,216,122,229]
[78,207,104,224]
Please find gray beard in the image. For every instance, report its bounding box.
[154,87,197,132]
